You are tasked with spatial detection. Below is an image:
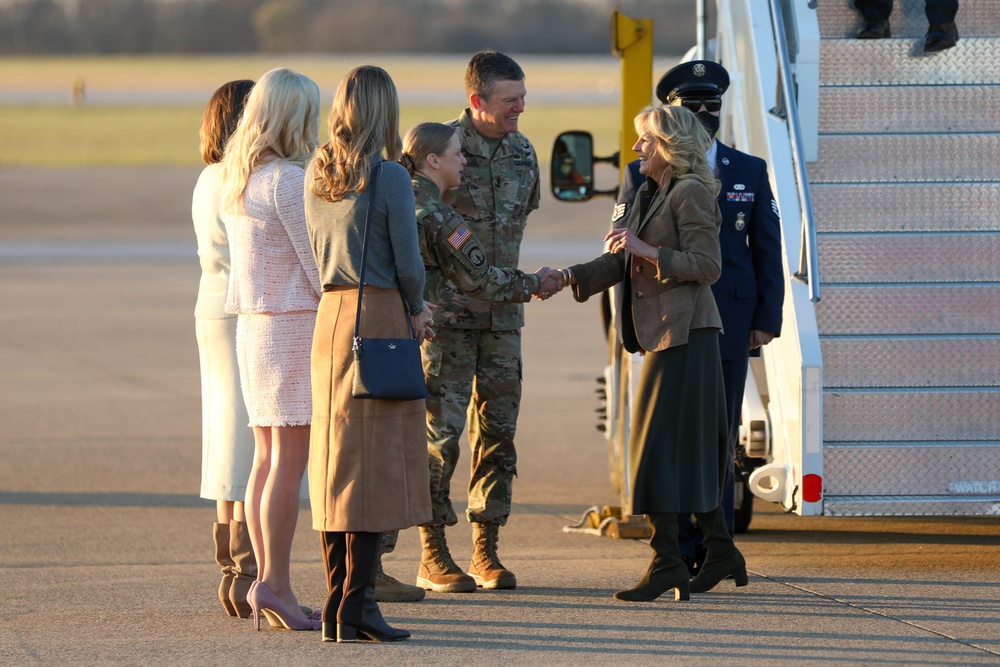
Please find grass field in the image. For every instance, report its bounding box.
[0,103,620,167]
[0,55,676,167]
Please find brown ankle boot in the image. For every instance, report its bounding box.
[468,522,516,590]
[228,520,258,618]
[213,522,238,616]
[416,525,476,592]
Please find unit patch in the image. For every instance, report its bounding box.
[447,225,472,249]
[612,202,627,222]
[463,243,486,268]
[725,191,754,202]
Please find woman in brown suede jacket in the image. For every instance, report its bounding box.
[559,104,748,602]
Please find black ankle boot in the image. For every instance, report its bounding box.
[613,513,691,602]
[689,506,748,594]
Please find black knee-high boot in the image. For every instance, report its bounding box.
[689,505,748,594]
[614,512,690,601]
[336,532,410,642]
[320,532,347,642]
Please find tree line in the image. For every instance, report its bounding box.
[0,0,701,55]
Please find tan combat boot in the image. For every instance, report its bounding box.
[468,522,516,590]
[375,552,426,602]
[416,524,477,592]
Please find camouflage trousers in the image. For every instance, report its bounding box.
[421,327,521,526]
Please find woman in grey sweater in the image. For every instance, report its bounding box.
[305,64,434,644]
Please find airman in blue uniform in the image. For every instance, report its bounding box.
[615,60,784,571]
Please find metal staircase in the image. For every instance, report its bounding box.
[811,0,1000,515]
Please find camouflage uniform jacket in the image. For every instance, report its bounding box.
[414,173,540,328]
[445,110,540,331]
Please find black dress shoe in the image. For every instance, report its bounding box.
[924,22,958,52]
[857,19,890,39]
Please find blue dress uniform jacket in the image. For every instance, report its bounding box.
[617,141,783,361]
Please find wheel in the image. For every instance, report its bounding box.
[733,451,762,533]
[733,478,754,534]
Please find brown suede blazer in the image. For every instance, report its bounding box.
[570,177,722,353]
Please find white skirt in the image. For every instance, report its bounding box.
[196,317,254,501]
[236,311,316,428]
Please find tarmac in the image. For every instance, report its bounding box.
[1,166,999,666]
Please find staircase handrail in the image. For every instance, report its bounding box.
[768,0,821,303]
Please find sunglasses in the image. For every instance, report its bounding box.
[676,97,722,113]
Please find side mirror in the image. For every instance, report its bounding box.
[550,131,595,202]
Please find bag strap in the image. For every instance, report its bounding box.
[353,161,418,348]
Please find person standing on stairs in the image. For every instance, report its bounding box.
[855,0,959,52]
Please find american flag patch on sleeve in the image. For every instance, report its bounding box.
[448,225,472,249]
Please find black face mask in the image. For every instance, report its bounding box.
[696,111,720,138]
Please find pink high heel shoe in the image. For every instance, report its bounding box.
[247,581,321,631]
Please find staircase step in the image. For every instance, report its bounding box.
[823,388,1000,442]
[821,336,1000,388]
[822,495,1000,516]
[823,442,1000,494]
[818,85,1000,134]
[809,133,1000,184]
[815,285,1000,335]
[817,232,1000,284]
[817,0,999,40]
[821,38,1000,86]
[812,183,1000,233]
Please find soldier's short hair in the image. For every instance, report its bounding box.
[465,50,525,100]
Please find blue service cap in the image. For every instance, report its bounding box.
[655,60,731,104]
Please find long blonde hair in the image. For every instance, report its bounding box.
[311,65,401,202]
[635,105,720,197]
[219,67,320,213]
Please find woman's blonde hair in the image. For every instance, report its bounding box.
[634,105,720,197]
[400,122,456,176]
[219,67,320,213]
[311,65,401,202]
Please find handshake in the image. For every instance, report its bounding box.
[533,266,573,301]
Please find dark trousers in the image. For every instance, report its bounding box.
[678,357,746,561]
[854,0,958,24]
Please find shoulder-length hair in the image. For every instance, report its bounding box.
[635,105,720,197]
[400,122,456,176]
[310,65,401,202]
[219,67,320,213]
[198,79,255,166]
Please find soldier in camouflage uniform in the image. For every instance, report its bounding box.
[374,120,553,598]
[426,52,540,591]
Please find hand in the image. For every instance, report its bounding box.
[412,302,437,343]
[749,329,775,350]
[605,227,657,262]
[534,266,564,300]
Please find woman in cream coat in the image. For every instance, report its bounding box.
[192,79,257,617]
[559,105,747,602]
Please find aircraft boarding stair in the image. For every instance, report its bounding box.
[810,0,1000,515]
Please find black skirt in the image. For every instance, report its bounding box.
[629,328,728,515]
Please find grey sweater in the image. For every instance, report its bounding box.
[305,158,425,314]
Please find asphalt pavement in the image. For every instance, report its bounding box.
[1,167,998,665]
